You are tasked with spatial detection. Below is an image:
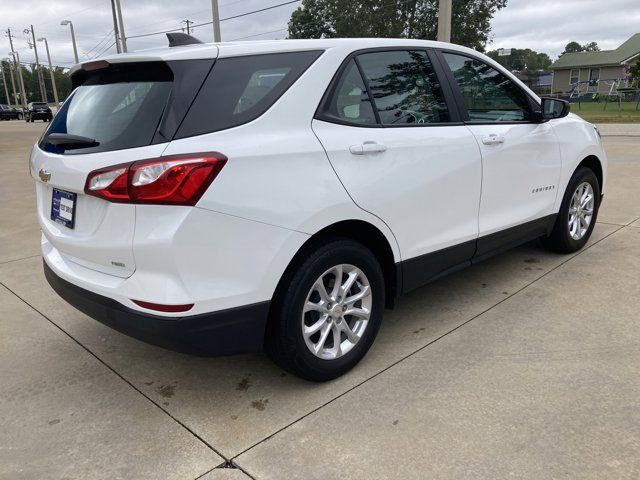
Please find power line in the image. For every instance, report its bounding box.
[222,0,301,23]
[228,28,288,41]
[127,0,301,40]
[126,0,262,36]
[84,29,115,58]
[93,41,116,59]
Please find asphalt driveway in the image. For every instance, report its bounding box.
[1,121,639,479]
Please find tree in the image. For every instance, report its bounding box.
[288,0,508,52]
[560,41,600,56]
[583,41,600,52]
[562,41,583,55]
[486,48,552,70]
[0,61,71,106]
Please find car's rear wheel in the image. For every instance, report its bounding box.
[542,167,600,253]
[266,239,384,381]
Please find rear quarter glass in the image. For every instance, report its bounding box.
[175,50,324,139]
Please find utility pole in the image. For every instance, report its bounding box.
[7,29,27,107]
[26,25,47,103]
[60,21,79,63]
[182,20,194,35]
[437,0,452,43]
[110,0,122,53]
[38,38,59,106]
[0,62,10,105]
[10,52,28,107]
[5,58,18,107]
[211,0,221,42]
[5,30,18,105]
[114,0,127,52]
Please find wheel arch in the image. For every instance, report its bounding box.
[577,155,603,194]
[269,220,400,325]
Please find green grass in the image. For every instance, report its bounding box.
[570,101,640,123]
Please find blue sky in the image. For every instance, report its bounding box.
[1,0,639,68]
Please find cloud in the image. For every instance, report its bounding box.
[1,0,299,68]
[489,0,640,57]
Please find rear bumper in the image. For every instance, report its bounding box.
[30,112,52,120]
[43,260,270,356]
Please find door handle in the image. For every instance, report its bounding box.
[349,141,387,155]
[481,134,505,146]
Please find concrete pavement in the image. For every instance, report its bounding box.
[0,121,639,479]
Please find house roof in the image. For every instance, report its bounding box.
[550,33,640,70]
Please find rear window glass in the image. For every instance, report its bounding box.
[176,50,323,138]
[40,63,173,155]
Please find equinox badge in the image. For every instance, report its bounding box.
[39,169,51,183]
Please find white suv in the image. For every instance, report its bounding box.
[31,37,607,380]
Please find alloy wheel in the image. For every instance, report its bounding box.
[301,264,372,360]
[568,181,595,240]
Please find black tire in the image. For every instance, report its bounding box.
[266,239,385,381]
[30,118,34,123]
[542,167,600,253]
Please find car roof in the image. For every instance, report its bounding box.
[70,38,479,74]
[67,37,540,103]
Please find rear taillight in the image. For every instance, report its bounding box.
[84,153,227,205]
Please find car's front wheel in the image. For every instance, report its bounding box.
[266,239,385,381]
[542,166,600,253]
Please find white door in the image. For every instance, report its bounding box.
[312,50,482,290]
[440,52,562,240]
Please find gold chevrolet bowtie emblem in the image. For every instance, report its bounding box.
[39,169,51,183]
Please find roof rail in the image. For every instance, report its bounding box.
[166,33,203,47]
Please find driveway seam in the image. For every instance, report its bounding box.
[194,461,257,480]
[0,281,234,472]
[596,221,628,227]
[0,254,40,266]
[231,224,626,463]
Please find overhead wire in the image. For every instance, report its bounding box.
[127,0,301,40]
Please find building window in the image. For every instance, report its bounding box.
[589,68,600,82]
[570,69,580,85]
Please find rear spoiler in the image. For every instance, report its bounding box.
[68,56,163,77]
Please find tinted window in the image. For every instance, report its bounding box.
[319,59,377,125]
[357,50,449,125]
[177,51,323,138]
[41,63,173,154]
[443,52,534,122]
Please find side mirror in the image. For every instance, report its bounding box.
[541,97,570,120]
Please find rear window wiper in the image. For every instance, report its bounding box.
[46,133,100,150]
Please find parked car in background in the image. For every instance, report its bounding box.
[0,104,23,120]
[32,37,607,381]
[24,102,53,122]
